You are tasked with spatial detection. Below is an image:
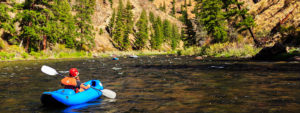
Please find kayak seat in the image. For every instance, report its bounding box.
[92,80,96,87]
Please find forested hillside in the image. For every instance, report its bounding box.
[0,0,299,60]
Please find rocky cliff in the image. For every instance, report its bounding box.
[245,0,299,40]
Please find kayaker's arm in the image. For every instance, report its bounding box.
[80,84,90,89]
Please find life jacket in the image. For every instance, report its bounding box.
[61,77,79,93]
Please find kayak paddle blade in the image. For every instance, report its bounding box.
[41,65,59,76]
[102,89,116,99]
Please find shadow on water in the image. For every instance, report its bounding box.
[40,99,103,113]
[38,98,102,112]
[0,56,300,112]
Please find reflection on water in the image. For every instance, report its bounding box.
[0,56,300,112]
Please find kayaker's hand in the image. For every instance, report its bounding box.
[87,85,91,88]
[75,76,80,80]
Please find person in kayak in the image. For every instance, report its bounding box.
[61,68,90,93]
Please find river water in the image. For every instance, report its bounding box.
[0,55,300,113]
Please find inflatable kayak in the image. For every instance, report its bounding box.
[112,57,119,60]
[41,80,103,106]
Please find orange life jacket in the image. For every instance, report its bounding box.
[61,77,79,93]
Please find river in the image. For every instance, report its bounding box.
[0,55,300,113]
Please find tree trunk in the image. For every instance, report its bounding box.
[237,2,260,47]
[25,37,30,52]
[43,35,47,51]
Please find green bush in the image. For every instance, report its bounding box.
[177,43,261,58]
[30,51,45,59]
[0,52,15,60]
[21,52,29,59]
[99,28,104,35]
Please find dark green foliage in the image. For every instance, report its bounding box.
[135,9,149,49]
[122,0,134,50]
[159,2,166,12]
[163,19,172,41]
[150,17,163,49]
[171,24,180,50]
[179,1,196,47]
[0,4,17,40]
[0,0,96,52]
[171,0,176,16]
[111,0,134,50]
[108,9,116,36]
[222,0,255,32]
[197,0,227,42]
[74,0,96,49]
[99,28,104,35]
[149,11,155,24]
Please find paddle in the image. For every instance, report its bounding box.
[41,65,116,99]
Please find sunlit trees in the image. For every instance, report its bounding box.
[196,0,227,42]
[135,9,149,49]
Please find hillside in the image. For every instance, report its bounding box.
[153,0,299,45]
[90,0,184,52]
[0,0,299,60]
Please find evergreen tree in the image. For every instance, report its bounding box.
[180,1,196,46]
[1,0,97,52]
[135,9,149,49]
[171,0,176,16]
[74,0,96,49]
[171,24,180,50]
[151,17,163,49]
[149,11,155,24]
[108,8,116,36]
[112,0,125,49]
[163,19,172,41]
[122,0,134,50]
[197,0,227,42]
[111,0,134,50]
[52,0,77,48]
[0,4,17,42]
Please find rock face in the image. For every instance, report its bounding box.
[253,43,287,60]
[245,0,299,34]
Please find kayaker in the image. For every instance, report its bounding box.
[61,68,90,93]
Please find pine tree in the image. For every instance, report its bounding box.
[171,0,176,16]
[221,0,258,45]
[112,0,125,49]
[122,0,134,50]
[135,9,149,49]
[149,11,155,24]
[198,0,227,42]
[171,24,180,50]
[108,9,116,36]
[74,0,96,49]
[151,17,163,49]
[163,19,172,41]
[0,4,16,42]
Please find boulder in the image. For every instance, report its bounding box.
[253,43,287,60]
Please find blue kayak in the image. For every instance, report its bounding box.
[41,80,103,106]
[112,57,119,60]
